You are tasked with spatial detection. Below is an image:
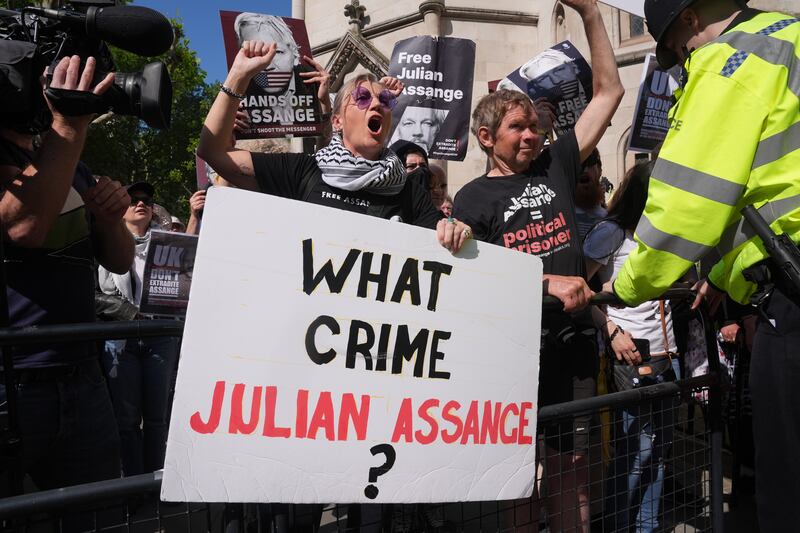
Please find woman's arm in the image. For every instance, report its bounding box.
[592,305,641,365]
[197,41,277,191]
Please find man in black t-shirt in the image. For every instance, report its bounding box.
[453,0,623,528]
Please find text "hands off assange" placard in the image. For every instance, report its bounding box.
[161,188,542,503]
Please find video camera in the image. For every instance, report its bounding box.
[0,0,174,133]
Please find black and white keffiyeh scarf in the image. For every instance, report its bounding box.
[314,135,406,195]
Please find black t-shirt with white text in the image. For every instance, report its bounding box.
[453,130,584,278]
[251,152,442,229]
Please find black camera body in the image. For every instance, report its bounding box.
[0,0,174,133]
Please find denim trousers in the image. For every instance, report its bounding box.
[0,359,120,494]
[605,358,679,533]
[103,336,179,476]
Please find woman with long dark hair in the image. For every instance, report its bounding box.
[584,160,679,532]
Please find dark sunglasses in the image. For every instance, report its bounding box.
[130,196,154,207]
[351,85,397,111]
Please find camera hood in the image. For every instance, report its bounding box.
[109,61,172,129]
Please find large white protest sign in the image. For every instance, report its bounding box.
[162,187,543,503]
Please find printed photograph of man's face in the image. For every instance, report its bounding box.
[389,106,449,154]
[234,13,300,95]
[521,49,583,101]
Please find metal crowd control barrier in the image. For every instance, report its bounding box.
[0,289,724,532]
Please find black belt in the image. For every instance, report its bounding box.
[0,359,97,385]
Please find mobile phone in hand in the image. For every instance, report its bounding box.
[633,338,651,362]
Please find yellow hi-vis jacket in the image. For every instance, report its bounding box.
[615,11,800,306]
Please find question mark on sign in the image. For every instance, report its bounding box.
[364,443,396,499]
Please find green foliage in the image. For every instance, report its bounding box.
[81,18,214,221]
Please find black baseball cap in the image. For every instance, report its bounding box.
[127,181,155,198]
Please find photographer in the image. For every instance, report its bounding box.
[0,55,133,492]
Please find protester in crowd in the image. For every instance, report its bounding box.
[453,0,623,527]
[583,161,679,532]
[390,140,428,172]
[428,164,448,212]
[170,216,186,232]
[198,39,471,530]
[98,181,180,476]
[387,142,442,215]
[610,3,800,529]
[388,140,436,197]
[0,56,131,493]
[574,148,607,240]
[440,195,453,218]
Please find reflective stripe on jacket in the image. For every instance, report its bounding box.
[615,11,800,306]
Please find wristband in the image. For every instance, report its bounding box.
[608,325,623,342]
[220,85,246,100]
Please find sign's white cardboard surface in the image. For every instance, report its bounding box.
[161,187,543,503]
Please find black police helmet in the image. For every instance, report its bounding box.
[645,0,700,68]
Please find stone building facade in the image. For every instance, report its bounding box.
[296,0,798,194]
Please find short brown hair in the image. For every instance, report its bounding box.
[471,89,535,155]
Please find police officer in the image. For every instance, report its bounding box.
[608,0,800,530]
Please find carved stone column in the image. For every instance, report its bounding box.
[292,0,306,19]
[418,1,447,174]
[419,0,444,37]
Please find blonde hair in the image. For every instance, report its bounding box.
[471,89,535,155]
[332,73,380,118]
